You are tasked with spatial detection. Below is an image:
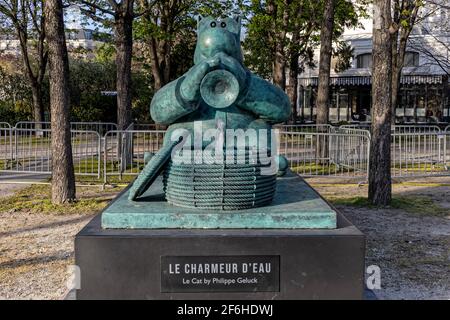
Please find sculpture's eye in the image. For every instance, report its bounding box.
[210,21,216,28]
[221,22,227,28]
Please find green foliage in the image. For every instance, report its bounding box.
[0,65,33,124]
[241,0,363,79]
[132,0,235,97]
[333,41,354,72]
[0,56,154,124]
[95,42,116,64]
[69,59,117,122]
[130,71,154,123]
[242,12,274,78]
[194,0,240,18]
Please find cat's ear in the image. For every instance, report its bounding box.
[234,15,241,26]
[197,15,203,29]
[233,15,241,38]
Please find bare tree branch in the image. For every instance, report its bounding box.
[79,0,114,15]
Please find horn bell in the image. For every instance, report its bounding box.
[200,69,239,109]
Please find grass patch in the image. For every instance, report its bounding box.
[0,184,119,215]
[75,173,136,185]
[73,158,140,185]
[291,162,356,175]
[327,195,449,217]
[391,162,448,172]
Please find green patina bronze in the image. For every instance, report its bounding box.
[129,16,291,207]
[103,173,337,229]
[150,16,290,145]
[104,15,337,228]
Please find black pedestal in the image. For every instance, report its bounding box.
[75,212,365,300]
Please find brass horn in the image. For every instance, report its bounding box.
[200,69,239,109]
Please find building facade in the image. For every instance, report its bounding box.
[0,5,103,56]
[297,4,450,124]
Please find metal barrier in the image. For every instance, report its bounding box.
[132,123,168,131]
[71,130,102,178]
[275,124,335,133]
[340,124,442,134]
[393,125,441,134]
[391,131,449,177]
[14,121,117,135]
[0,123,13,170]
[70,122,117,136]
[339,123,371,131]
[14,121,52,130]
[279,131,370,179]
[445,128,450,171]
[335,126,371,139]
[1,122,449,184]
[103,130,166,184]
[1,128,101,177]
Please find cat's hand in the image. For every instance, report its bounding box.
[180,56,221,103]
[216,52,248,93]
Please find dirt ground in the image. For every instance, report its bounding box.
[0,177,449,300]
[312,177,450,300]
[0,186,116,300]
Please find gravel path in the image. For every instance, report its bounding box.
[0,179,449,300]
[313,179,450,300]
[0,211,94,299]
[340,206,449,299]
[0,183,27,198]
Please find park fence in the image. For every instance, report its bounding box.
[0,121,450,185]
[103,129,165,184]
[279,130,370,179]
[14,121,118,135]
[0,122,102,179]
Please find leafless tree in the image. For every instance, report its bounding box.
[0,0,48,126]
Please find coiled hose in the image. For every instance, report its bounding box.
[163,149,277,210]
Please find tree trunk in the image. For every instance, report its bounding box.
[141,0,173,91]
[45,0,76,204]
[287,62,299,123]
[273,41,286,90]
[19,33,45,125]
[272,2,289,90]
[316,0,335,126]
[391,19,399,125]
[115,14,133,130]
[150,37,164,90]
[369,0,393,206]
[149,35,171,91]
[286,3,303,124]
[31,84,45,125]
[391,66,401,122]
[391,31,408,123]
[316,0,335,163]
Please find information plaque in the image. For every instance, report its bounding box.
[161,255,280,293]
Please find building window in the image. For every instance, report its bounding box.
[356,53,372,68]
[84,30,93,40]
[403,52,419,67]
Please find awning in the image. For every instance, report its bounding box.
[299,75,446,87]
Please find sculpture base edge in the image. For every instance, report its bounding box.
[101,172,337,229]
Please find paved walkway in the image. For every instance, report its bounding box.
[0,173,50,198]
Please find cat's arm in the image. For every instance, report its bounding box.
[236,75,291,123]
[150,77,197,125]
[150,58,219,125]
